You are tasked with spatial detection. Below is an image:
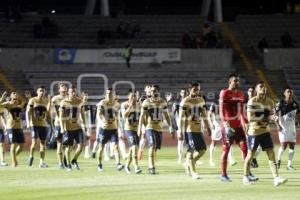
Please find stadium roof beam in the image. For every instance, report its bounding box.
[201,0,223,22]
[85,0,110,16]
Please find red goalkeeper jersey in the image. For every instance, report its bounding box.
[219,88,247,128]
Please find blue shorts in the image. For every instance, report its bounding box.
[7,129,25,144]
[125,130,139,147]
[54,126,63,141]
[247,132,274,151]
[0,129,4,143]
[31,126,47,141]
[62,129,84,146]
[145,129,162,150]
[97,128,118,144]
[185,132,207,152]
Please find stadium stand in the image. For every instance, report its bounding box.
[0,14,223,48]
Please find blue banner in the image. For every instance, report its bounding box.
[54,48,76,64]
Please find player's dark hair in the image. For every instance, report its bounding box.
[37,85,45,90]
[248,86,255,91]
[151,84,160,91]
[256,81,265,86]
[228,73,239,80]
[127,89,136,95]
[284,86,292,91]
[106,87,113,91]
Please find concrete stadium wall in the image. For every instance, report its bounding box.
[181,49,233,68]
[264,48,300,70]
[0,48,233,70]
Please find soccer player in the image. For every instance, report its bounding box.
[81,92,93,158]
[243,81,287,186]
[137,84,152,160]
[26,86,51,168]
[276,87,300,170]
[207,101,236,167]
[60,86,86,171]
[121,90,142,174]
[178,83,211,179]
[138,84,174,174]
[52,82,68,168]
[172,88,188,164]
[96,87,124,172]
[0,91,8,166]
[219,73,248,182]
[247,86,260,168]
[0,92,25,167]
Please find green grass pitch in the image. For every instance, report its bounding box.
[0,146,299,200]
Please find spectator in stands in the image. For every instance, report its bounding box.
[117,21,130,39]
[33,16,58,39]
[132,24,142,39]
[201,23,212,39]
[257,37,269,53]
[123,43,133,68]
[181,32,194,48]
[206,31,218,48]
[195,34,205,48]
[281,32,293,48]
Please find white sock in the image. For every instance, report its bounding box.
[229,148,235,163]
[104,144,110,160]
[84,146,90,157]
[119,140,127,159]
[177,140,184,161]
[209,144,215,163]
[288,149,295,166]
[277,146,285,161]
[254,146,261,158]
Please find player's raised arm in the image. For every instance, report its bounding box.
[178,100,186,140]
[201,104,212,136]
[59,101,67,133]
[137,101,147,137]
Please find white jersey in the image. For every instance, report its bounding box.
[276,100,299,143]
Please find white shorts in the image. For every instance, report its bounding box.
[279,130,296,143]
[211,124,222,141]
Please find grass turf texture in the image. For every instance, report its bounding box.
[0,146,299,200]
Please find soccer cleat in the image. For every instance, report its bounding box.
[39,162,48,168]
[274,176,288,187]
[66,164,72,171]
[58,163,65,169]
[117,163,124,171]
[248,173,259,181]
[243,176,253,185]
[251,158,259,168]
[286,165,296,170]
[71,160,80,170]
[0,161,8,166]
[148,167,156,175]
[97,164,103,172]
[196,160,203,165]
[220,174,232,182]
[209,161,216,167]
[230,160,237,166]
[277,160,281,169]
[84,154,91,159]
[28,157,34,167]
[92,152,96,159]
[191,173,200,180]
[135,167,142,174]
[125,165,131,174]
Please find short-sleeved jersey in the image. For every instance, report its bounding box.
[180,96,206,133]
[1,102,23,129]
[97,99,119,130]
[219,89,246,128]
[60,97,83,131]
[52,95,67,126]
[247,96,274,136]
[142,98,168,132]
[276,100,300,134]
[121,101,141,132]
[27,97,49,127]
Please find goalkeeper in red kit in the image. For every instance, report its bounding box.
[219,73,257,182]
